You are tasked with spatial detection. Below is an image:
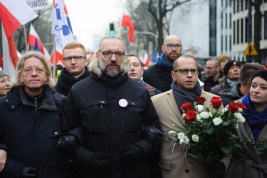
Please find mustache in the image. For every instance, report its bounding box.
[106,62,120,67]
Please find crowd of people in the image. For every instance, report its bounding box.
[0,34,266,178]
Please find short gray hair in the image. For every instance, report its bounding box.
[98,35,126,52]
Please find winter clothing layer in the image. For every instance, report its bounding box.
[210,77,230,96]
[219,83,244,106]
[140,80,161,97]
[55,66,91,96]
[225,94,267,178]
[61,58,160,178]
[0,85,69,178]
[143,54,173,92]
[152,90,226,178]
[201,71,223,92]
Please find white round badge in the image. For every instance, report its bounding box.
[119,99,128,107]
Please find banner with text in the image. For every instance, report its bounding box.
[25,0,50,10]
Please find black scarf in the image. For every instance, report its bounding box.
[57,67,91,93]
[171,81,202,114]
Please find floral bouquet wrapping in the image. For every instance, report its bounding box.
[167,96,247,164]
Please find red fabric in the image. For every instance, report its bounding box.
[0,3,21,39]
[122,15,134,43]
[50,50,63,65]
[8,36,19,67]
[28,34,45,54]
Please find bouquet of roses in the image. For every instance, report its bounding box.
[167,96,248,163]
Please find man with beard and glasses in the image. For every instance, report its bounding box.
[55,42,90,96]
[143,35,183,92]
[59,35,161,178]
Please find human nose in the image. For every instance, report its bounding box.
[110,53,117,61]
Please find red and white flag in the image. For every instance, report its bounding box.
[0,0,37,79]
[50,0,75,65]
[143,51,150,67]
[28,24,50,60]
[121,4,134,43]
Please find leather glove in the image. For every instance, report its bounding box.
[141,125,163,146]
[88,152,110,173]
[207,161,226,178]
[121,144,144,167]
[57,135,78,154]
[21,167,37,177]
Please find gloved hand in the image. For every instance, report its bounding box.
[57,135,78,154]
[21,167,37,177]
[207,161,226,178]
[121,144,144,167]
[88,152,110,173]
[141,125,163,146]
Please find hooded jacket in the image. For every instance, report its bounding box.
[0,85,69,178]
[61,58,160,178]
[219,83,243,106]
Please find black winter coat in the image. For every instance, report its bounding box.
[0,86,69,178]
[61,72,160,178]
[143,64,172,92]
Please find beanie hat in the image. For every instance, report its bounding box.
[217,54,231,63]
[0,69,8,78]
[223,60,241,76]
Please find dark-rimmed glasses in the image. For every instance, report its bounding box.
[63,56,86,62]
[165,44,182,49]
[174,69,198,75]
[100,50,125,58]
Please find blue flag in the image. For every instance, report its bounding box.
[152,49,159,63]
[34,39,41,52]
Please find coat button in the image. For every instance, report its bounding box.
[12,106,14,108]
[6,99,8,102]
[185,169,189,173]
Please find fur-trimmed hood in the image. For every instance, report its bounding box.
[88,57,130,77]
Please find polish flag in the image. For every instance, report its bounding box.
[28,24,50,60]
[50,0,75,65]
[121,4,134,43]
[0,0,37,79]
[143,51,150,67]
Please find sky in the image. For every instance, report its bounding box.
[63,0,125,51]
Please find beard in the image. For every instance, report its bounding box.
[99,60,122,77]
[165,52,180,63]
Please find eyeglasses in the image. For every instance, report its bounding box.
[23,68,46,74]
[63,56,86,62]
[174,69,198,75]
[165,44,182,49]
[0,79,10,84]
[100,50,125,58]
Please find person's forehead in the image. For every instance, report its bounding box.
[129,56,140,63]
[24,57,44,66]
[63,48,84,55]
[206,60,215,66]
[177,57,196,67]
[164,37,181,44]
[100,38,124,51]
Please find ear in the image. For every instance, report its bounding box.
[171,71,176,81]
[141,66,144,76]
[161,45,165,52]
[85,58,89,66]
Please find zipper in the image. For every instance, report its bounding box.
[34,97,39,171]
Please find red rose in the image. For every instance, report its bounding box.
[195,96,206,105]
[238,103,247,112]
[228,102,239,113]
[210,97,222,109]
[180,102,192,112]
[185,110,197,123]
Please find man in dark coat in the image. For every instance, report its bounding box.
[0,51,69,177]
[219,63,265,106]
[55,42,90,96]
[201,58,223,92]
[143,35,183,92]
[60,35,160,178]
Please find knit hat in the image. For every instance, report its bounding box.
[0,69,8,78]
[223,60,241,76]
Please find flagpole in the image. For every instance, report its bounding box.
[53,35,56,79]
[23,25,28,51]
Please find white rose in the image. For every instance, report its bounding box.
[182,113,186,118]
[177,132,185,139]
[200,112,209,119]
[213,117,222,126]
[234,113,245,123]
[192,135,199,142]
[196,105,204,112]
[168,130,176,135]
[222,107,228,113]
[180,136,189,144]
[197,114,201,121]
[237,108,243,112]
